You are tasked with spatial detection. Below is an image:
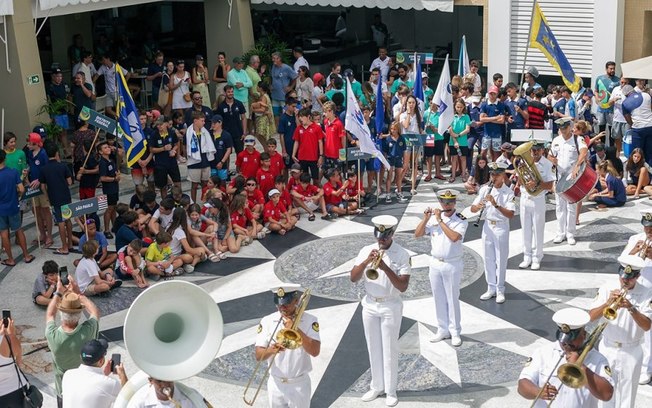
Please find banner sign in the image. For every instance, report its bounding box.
[60,195,108,220]
[396,52,434,65]
[403,133,425,147]
[341,147,374,161]
[79,107,117,136]
[21,186,43,201]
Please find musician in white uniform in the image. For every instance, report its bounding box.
[548,117,588,246]
[351,215,411,407]
[518,140,555,270]
[415,189,468,346]
[470,162,515,304]
[255,284,321,408]
[127,377,208,408]
[589,255,652,408]
[619,210,652,385]
[518,307,614,407]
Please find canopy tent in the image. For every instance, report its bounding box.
[250,0,454,12]
[621,55,652,80]
[35,0,162,18]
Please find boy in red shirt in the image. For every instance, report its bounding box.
[256,152,275,198]
[344,170,364,213]
[263,189,298,235]
[322,101,346,174]
[291,172,330,221]
[275,175,298,218]
[236,135,260,178]
[292,107,324,185]
[287,163,301,191]
[322,168,359,216]
[266,138,285,178]
[244,177,265,219]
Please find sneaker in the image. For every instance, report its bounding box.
[361,389,382,402]
[397,193,407,203]
[480,290,496,301]
[173,267,184,276]
[531,262,541,270]
[496,292,506,304]
[257,231,266,239]
[262,227,271,235]
[385,395,399,407]
[183,264,195,274]
[518,259,532,269]
[639,372,652,385]
[430,331,451,343]
[451,335,462,347]
[553,235,566,244]
[567,236,576,246]
[410,189,417,195]
[111,280,123,289]
[385,195,392,204]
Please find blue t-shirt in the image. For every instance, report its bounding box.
[606,174,626,204]
[27,148,49,182]
[505,97,528,130]
[217,100,246,140]
[480,101,506,138]
[211,130,234,166]
[622,91,652,129]
[99,157,119,195]
[384,135,407,158]
[78,231,109,252]
[278,112,298,155]
[116,224,141,251]
[467,103,484,138]
[0,167,21,216]
[39,159,72,207]
[270,64,298,101]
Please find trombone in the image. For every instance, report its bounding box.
[366,250,385,280]
[243,289,312,406]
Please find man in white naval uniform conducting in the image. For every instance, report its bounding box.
[351,215,411,407]
[414,189,468,346]
[518,307,614,407]
[517,140,555,270]
[548,117,588,246]
[619,209,652,385]
[589,255,652,408]
[255,284,321,408]
[470,162,515,304]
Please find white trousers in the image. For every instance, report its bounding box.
[520,196,546,263]
[597,340,643,408]
[362,296,403,397]
[555,193,576,238]
[429,258,462,336]
[482,222,510,293]
[267,374,311,408]
[643,330,652,375]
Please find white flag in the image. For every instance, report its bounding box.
[345,79,390,169]
[458,35,470,76]
[432,55,454,137]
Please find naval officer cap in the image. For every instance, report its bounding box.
[372,215,398,239]
[437,189,459,202]
[553,308,590,343]
[531,140,546,149]
[617,254,645,279]
[271,283,302,305]
[640,209,652,227]
[554,117,573,128]
[488,161,509,174]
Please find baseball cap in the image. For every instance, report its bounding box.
[32,126,47,139]
[211,114,223,123]
[195,54,204,61]
[28,133,43,147]
[244,136,256,146]
[290,163,301,173]
[233,56,244,64]
[488,85,499,95]
[268,188,281,198]
[313,73,324,84]
[500,142,514,152]
[421,72,428,79]
[52,68,63,75]
[80,338,108,365]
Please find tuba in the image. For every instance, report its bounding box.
[114,281,223,407]
[513,141,544,196]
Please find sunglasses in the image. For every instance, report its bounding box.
[556,328,582,344]
[246,183,256,186]
[193,97,203,100]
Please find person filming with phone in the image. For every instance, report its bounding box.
[61,338,128,408]
[0,311,29,408]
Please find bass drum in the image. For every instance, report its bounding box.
[555,161,598,204]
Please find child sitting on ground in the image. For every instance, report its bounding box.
[129,185,148,213]
[203,198,244,254]
[76,240,121,296]
[275,175,299,219]
[264,189,298,235]
[116,239,148,288]
[244,177,265,219]
[32,260,59,306]
[291,172,330,220]
[230,194,264,244]
[256,152,276,198]
[187,204,225,261]
[145,231,176,279]
[202,175,226,203]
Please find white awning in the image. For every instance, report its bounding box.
[250,0,454,12]
[35,0,162,18]
[621,56,652,80]
[0,0,14,16]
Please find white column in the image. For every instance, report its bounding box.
[487,0,513,83]
[592,0,624,85]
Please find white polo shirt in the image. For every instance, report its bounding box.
[61,364,121,408]
[472,184,516,223]
[355,241,411,299]
[591,281,652,345]
[550,134,587,175]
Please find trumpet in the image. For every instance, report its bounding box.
[243,289,311,406]
[366,250,385,280]
[638,240,651,259]
[603,288,628,320]
[162,388,182,408]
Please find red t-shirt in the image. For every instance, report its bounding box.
[287,176,299,192]
[324,117,345,159]
[263,200,288,223]
[246,189,265,209]
[269,151,285,178]
[231,208,254,229]
[292,123,324,161]
[293,183,319,198]
[256,168,276,198]
[323,181,343,205]
[279,189,293,209]
[345,179,363,198]
[236,149,261,179]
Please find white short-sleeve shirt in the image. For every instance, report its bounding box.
[424,212,468,259]
[521,156,556,200]
[354,241,411,298]
[550,134,587,175]
[472,184,516,223]
[590,281,652,344]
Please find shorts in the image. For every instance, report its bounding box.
[51,205,69,224]
[272,99,284,116]
[299,160,319,180]
[154,165,181,188]
[217,223,227,240]
[104,92,116,108]
[449,145,469,157]
[387,156,403,168]
[211,168,229,181]
[105,192,119,206]
[363,158,377,172]
[32,193,50,208]
[322,157,343,172]
[79,187,96,200]
[611,121,629,140]
[424,140,445,157]
[481,137,502,151]
[326,202,344,212]
[83,283,98,296]
[300,200,319,212]
[597,111,613,127]
[187,167,211,184]
[0,213,21,232]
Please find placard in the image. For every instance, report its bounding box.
[60,195,108,220]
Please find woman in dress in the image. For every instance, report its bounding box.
[160,60,175,117]
[212,51,230,108]
[295,66,314,109]
[250,82,275,146]
[170,59,192,114]
[192,55,211,108]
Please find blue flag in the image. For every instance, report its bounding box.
[529,1,582,92]
[375,74,384,139]
[116,64,147,167]
[413,53,424,103]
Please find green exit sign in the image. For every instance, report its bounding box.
[27,75,40,85]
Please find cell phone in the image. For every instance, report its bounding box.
[2,310,10,327]
[59,266,69,286]
[110,353,121,373]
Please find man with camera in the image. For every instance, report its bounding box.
[62,339,127,407]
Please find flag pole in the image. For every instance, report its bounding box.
[519,0,538,96]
